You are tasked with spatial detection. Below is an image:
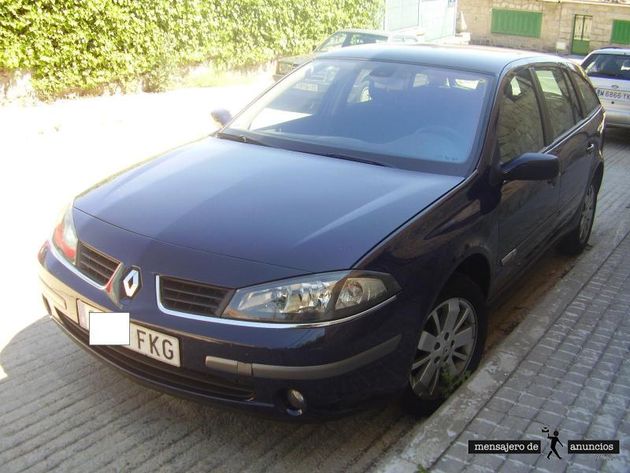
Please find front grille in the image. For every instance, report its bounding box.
[159,276,230,317]
[55,310,254,401]
[76,242,120,285]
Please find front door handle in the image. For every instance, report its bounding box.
[586,143,596,154]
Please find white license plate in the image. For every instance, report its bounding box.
[597,88,630,102]
[76,300,181,367]
[77,300,100,329]
[127,323,181,367]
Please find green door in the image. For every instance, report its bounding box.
[572,15,592,55]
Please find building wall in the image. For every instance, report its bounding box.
[385,0,457,40]
[460,0,630,53]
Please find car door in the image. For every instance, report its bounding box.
[531,66,593,226]
[494,68,559,277]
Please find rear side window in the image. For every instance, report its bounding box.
[561,70,582,119]
[534,68,579,141]
[572,72,601,116]
[497,70,545,164]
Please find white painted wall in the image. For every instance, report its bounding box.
[385,0,457,40]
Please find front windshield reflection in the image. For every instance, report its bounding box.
[229,59,492,174]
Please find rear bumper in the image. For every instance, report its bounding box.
[39,247,412,419]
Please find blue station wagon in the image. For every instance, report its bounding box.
[39,44,604,419]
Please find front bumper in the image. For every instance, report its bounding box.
[39,241,413,419]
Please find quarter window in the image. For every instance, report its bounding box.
[497,70,545,164]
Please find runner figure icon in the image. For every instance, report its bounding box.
[542,427,563,460]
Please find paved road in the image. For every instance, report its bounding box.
[1,85,628,473]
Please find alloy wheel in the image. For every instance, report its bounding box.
[579,184,596,244]
[410,297,477,398]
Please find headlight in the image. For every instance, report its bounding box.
[223,271,400,324]
[52,204,78,264]
[277,62,294,75]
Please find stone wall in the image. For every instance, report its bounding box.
[460,0,630,53]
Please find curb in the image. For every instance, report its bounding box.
[375,206,630,472]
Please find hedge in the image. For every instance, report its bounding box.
[0,0,382,98]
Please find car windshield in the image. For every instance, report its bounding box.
[583,53,630,79]
[227,59,492,174]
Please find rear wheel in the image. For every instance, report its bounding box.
[558,180,597,255]
[403,274,486,416]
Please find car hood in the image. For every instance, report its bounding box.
[74,138,462,272]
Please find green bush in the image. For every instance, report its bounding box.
[0,0,382,98]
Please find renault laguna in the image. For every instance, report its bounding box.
[39,44,604,419]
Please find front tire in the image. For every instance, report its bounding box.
[403,274,487,416]
[558,180,597,255]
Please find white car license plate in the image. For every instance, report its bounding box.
[127,323,181,367]
[77,300,181,367]
[597,88,630,102]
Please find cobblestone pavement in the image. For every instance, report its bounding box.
[1,105,629,473]
[378,128,630,473]
[435,234,630,473]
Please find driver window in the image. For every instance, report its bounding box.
[497,70,545,164]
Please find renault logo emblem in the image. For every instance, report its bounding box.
[122,268,141,298]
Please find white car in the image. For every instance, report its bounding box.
[582,48,630,128]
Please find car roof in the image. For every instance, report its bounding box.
[587,47,630,56]
[320,43,569,75]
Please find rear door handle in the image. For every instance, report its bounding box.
[586,143,596,154]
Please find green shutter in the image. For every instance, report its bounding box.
[611,20,630,45]
[491,9,543,38]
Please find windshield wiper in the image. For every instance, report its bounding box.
[318,152,389,167]
[217,132,388,167]
[216,131,269,147]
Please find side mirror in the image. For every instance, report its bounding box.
[211,108,232,127]
[501,153,559,182]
